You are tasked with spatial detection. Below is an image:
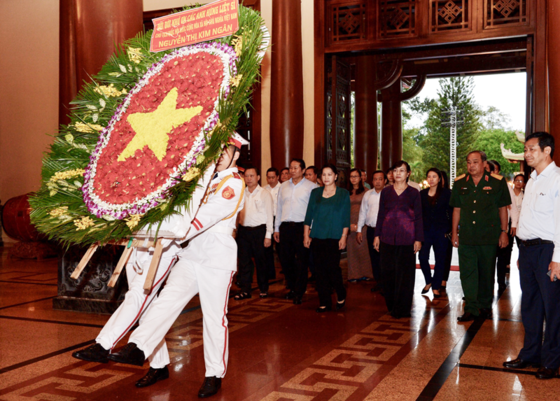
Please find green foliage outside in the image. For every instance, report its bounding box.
[405,77,482,179]
[348,77,524,184]
[472,128,524,177]
[402,127,425,183]
[401,76,523,183]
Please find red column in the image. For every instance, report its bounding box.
[355,55,378,176]
[269,0,304,170]
[380,80,402,172]
[59,0,143,125]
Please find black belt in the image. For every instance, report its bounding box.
[519,238,553,247]
[239,224,266,231]
[281,221,303,227]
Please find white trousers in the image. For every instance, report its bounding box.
[129,258,235,378]
[96,245,178,369]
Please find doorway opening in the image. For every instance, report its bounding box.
[327,37,530,187]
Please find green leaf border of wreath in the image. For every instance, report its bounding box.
[29,4,266,248]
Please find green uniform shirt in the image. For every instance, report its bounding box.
[449,172,512,245]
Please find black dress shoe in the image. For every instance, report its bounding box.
[480,308,493,319]
[198,376,222,398]
[107,343,145,366]
[336,299,346,310]
[536,367,558,379]
[316,306,331,313]
[136,366,169,388]
[457,312,477,322]
[72,343,109,363]
[503,358,541,369]
[284,291,295,300]
[293,297,302,305]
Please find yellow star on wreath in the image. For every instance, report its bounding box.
[118,88,203,162]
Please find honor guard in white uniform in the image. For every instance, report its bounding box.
[71,165,216,387]
[108,133,248,398]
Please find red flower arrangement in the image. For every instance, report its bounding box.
[83,42,238,218]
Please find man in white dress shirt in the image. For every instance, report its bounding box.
[264,167,281,279]
[503,132,560,380]
[264,167,281,218]
[274,158,318,304]
[109,134,248,397]
[235,166,274,299]
[357,170,385,292]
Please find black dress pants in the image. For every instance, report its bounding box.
[311,238,346,308]
[279,222,308,297]
[265,217,277,279]
[237,225,269,293]
[380,242,416,318]
[442,239,453,282]
[518,242,560,369]
[496,221,513,289]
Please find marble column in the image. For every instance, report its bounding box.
[59,0,143,125]
[269,0,304,170]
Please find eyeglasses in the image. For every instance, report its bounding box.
[514,180,524,183]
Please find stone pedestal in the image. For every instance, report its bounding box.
[53,245,128,314]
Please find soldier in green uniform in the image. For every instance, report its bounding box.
[450,151,511,322]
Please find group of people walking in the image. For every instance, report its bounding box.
[250,131,560,381]
[240,153,513,321]
[69,131,560,398]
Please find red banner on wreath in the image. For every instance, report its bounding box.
[150,0,239,52]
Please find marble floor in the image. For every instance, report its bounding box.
[0,244,555,401]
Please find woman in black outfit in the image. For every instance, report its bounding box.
[304,164,351,313]
[440,171,453,293]
[418,168,452,298]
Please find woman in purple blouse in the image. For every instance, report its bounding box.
[374,160,423,319]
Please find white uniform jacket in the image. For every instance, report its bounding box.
[139,165,216,239]
[177,167,245,271]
